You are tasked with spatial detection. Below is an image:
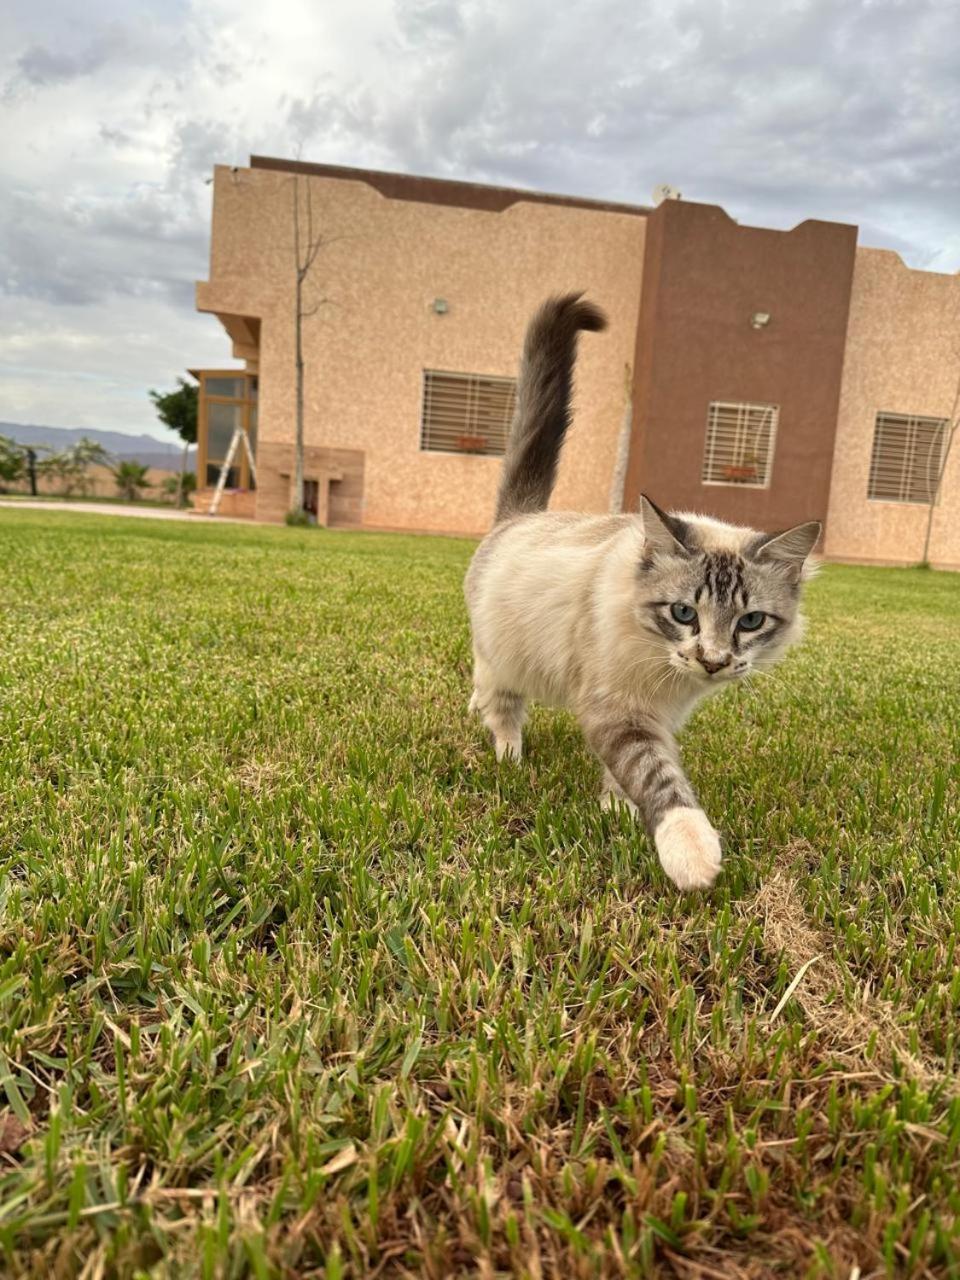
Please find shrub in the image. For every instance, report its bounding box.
[161,472,197,506]
[112,461,151,501]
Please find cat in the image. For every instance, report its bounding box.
[464,294,820,890]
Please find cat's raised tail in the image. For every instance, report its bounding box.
[493,293,607,524]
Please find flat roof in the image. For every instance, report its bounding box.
[249,155,650,218]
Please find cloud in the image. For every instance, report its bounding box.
[353,0,960,249]
[1,183,208,308]
[0,0,957,438]
[15,27,131,87]
[273,0,958,270]
[0,293,225,443]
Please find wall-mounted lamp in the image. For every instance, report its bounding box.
[750,311,771,329]
[432,297,449,315]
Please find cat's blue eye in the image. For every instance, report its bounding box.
[670,603,697,625]
[738,611,766,632]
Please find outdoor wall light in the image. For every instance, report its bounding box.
[750,311,771,329]
[432,297,449,315]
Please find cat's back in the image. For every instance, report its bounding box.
[465,510,639,611]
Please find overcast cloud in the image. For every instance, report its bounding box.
[1,0,957,443]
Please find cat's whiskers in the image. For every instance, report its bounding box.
[621,650,673,681]
[622,642,672,667]
[638,663,683,709]
[615,649,675,693]
[736,671,762,702]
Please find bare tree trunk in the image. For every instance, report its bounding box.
[920,367,960,566]
[921,424,956,566]
[292,181,305,515]
[177,438,189,507]
[289,175,330,519]
[294,268,305,515]
[608,363,633,513]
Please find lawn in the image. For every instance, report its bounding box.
[1,510,959,1279]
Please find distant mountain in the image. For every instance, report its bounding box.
[0,422,196,473]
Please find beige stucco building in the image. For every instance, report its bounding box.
[825,250,960,566]
[195,155,960,567]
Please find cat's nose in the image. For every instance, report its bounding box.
[696,647,731,675]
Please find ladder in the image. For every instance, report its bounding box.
[209,427,257,516]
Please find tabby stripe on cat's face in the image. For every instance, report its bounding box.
[696,553,749,609]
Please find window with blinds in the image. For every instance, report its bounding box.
[702,401,779,487]
[420,370,517,456]
[867,412,947,504]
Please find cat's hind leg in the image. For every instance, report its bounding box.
[471,655,526,761]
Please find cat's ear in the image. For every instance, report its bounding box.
[752,521,822,579]
[639,495,691,557]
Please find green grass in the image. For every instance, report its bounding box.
[1,510,959,1279]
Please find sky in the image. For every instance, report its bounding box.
[1,0,958,445]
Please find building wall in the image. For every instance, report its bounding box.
[197,165,646,533]
[255,443,365,526]
[623,200,858,537]
[825,250,960,568]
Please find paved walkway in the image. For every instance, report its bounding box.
[0,500,250,524]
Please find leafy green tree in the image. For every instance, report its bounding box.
[0,436,25,488]
[149,379,198,506]
[112,460,151,501]
[37,449,81,495]
[37,438,111,496]
[70,438,111,495]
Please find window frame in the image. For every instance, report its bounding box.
[419,368,517,458]
[701,400,780,490]
[196,371,259,491]
[866,410,948,506]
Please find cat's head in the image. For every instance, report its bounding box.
[636,495,820,683]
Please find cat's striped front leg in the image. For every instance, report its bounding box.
[586,716,722,891]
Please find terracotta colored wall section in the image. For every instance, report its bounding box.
[197,163,646,533]
[825,250,960,569]
[623,201,858,537]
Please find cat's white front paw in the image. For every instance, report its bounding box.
[654,807,722,890]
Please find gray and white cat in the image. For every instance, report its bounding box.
[465,294,820,890]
